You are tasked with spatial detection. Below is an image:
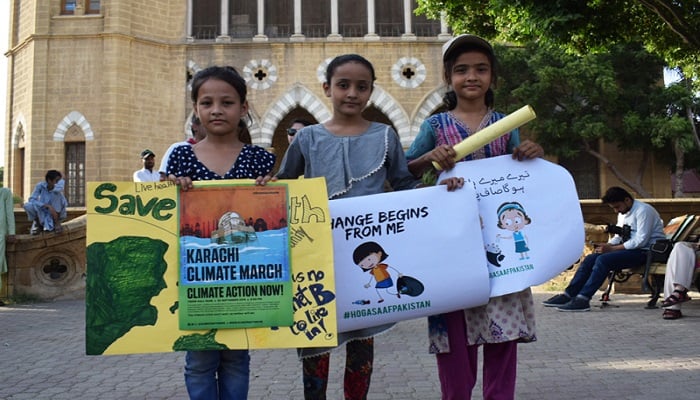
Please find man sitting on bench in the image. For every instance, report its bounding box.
[543,186,666,312]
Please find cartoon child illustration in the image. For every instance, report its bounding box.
[496,201,533,260]
[353,241,402,303]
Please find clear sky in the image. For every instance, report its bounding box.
[1,3,9,165]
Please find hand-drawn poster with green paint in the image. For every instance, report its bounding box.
[178,184,292,330]
[86,178,336,355]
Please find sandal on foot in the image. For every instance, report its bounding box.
[54,225,63,234]
[662,309,682,320]
[661,289,691,307]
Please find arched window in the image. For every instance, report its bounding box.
[65,142,86,206]
[63,123,87,207]
[53,112,93,207]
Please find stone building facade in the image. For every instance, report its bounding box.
[3,0,672,207]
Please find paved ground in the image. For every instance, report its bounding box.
[2,288,700,400]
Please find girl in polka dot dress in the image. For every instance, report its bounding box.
[165,65,275,400]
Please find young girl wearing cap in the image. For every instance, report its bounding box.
[405,34,543,400]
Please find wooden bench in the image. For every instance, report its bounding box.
[599,214,700,308]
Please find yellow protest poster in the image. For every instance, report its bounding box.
[85,178,336,355]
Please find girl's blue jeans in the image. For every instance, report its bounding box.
[185,350,250,399]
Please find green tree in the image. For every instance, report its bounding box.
[416,0,699,80]
[417,0,699,196]
[492,43,692,197]
[653,78,700,196]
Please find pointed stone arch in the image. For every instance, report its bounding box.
[368,85,411,146]
[186,60,203,91]
[245,108,264,145]
[53,111,95,141]
[187,59,202,75]
[184,61,202,138]
[410,86,447,142]
[12,113,27,148]
[258,84,331,147]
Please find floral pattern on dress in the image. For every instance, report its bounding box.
[429,289,537,353]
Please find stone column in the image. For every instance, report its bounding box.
[291,0,304,41]
[217,0,231,42]
[365,0,379,40]
[328,0,342,40]
[401,0,416,40]
[186,0,194,42]
[253,0,268,41]
[438,11,451,39]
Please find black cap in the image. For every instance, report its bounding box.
[140,149,155,159]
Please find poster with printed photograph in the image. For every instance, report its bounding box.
[178,184,291,330]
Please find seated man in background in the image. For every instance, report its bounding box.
[543,186,666,312]
[24,170,68,234]
[659,241,699,320]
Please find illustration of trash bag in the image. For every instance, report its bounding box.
[396,275,424,297]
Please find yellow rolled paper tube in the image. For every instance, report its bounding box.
[432,105,537,170]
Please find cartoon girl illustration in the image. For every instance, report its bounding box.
[352,241,401,303]
[496,201,533,260]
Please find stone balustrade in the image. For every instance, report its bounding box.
[2,212,86,301]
